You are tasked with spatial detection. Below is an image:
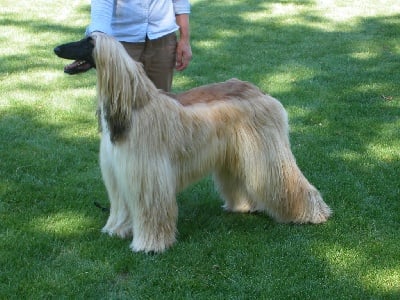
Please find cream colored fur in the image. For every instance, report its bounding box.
[92,32,331,253]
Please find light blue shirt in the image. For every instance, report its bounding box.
[86,0,191,42]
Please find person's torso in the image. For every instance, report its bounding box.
[111,0,178,42]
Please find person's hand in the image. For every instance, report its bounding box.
[175,39,192,71]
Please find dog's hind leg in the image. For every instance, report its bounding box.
[246,145,331,224]
[225,130,330,223]
[272,152,331,224]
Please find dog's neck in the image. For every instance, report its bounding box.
[93,33,159,142]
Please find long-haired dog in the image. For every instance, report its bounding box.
[54,33,331,253]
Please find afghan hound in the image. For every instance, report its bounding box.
[54,33,331,253]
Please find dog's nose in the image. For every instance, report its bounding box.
[54,46,61,56]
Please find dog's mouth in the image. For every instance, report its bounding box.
[63,60,94,75]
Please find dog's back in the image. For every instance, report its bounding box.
[166,78,264,106]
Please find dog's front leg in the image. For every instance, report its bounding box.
[128,161,178,253]
[130,193,178,253]
[100,135,133,238]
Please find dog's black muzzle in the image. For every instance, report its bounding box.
[54,37,96,70]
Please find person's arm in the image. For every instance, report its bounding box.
[175,13,192,71]
[85,0,114,36]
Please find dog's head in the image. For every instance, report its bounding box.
[54,36,96,71]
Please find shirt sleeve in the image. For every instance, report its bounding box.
[85,0,114,36]
[173,0,191,15]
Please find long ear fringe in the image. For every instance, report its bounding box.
[92,33,157,142]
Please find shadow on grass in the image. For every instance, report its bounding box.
[0,4,90,75]
[0,106,101,216]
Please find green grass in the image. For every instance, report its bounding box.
[1,0,399,298]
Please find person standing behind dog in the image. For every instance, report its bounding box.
[64,0,192,92]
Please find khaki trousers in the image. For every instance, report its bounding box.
[121,32,177,92]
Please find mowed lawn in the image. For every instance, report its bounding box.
[0,0,399,299]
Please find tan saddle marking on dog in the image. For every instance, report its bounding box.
[165,79,257,106]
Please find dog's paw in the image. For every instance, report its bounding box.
[102,224,132,239]
[114,226,133,239]
[309,201,332,224]
[101,226,115,236]
[129,236,175,254]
